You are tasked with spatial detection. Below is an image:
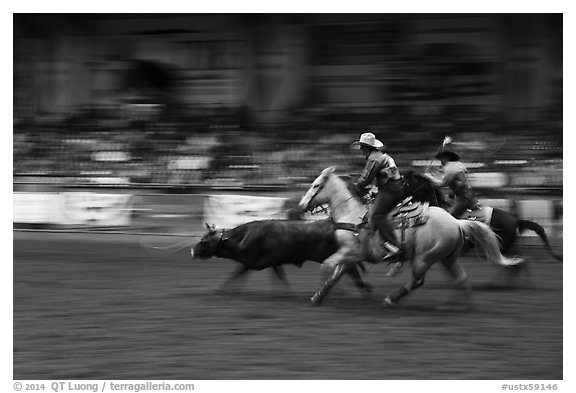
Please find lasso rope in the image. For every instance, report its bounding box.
[139,236,199,255]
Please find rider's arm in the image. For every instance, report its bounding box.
[354,159,380,196]
[425,169,453,188]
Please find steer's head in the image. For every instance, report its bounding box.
[191,223,225,260]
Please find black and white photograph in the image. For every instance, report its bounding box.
[10,6,568,389]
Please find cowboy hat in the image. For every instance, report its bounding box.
[351,132,384,149]
[435,150,460,161]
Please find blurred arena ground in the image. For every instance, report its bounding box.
[13,231,562,380]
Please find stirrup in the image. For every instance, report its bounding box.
[383,253,402,264]
[382,250,403,263]
[382,242,402,262]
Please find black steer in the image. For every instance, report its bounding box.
[191,219,371,292]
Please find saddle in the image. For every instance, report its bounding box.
[333,197,429,263]
[388,197,430,229]
[457,205,494,226]
[333,197,429,246]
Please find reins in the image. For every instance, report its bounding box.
[307,176,367,234]
[309,196,357,218]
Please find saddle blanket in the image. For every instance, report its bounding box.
[458,205,494,226]
[389,201,430,229]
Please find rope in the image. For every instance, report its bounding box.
[139,236,198,255]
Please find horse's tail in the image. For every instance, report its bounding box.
[458,220,523,266]
[517,219,563,261]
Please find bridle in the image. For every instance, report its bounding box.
[305,176,359,217]
[309,204,328,215]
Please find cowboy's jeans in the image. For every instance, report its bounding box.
[373,180,404,247]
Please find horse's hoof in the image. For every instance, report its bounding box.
[383,297,396,308]
[310,293,323,305]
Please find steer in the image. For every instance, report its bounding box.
[191,219,372,292]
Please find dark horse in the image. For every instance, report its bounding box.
[401,170,562,261]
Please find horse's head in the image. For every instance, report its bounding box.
[190,223,225,260]
[402,170,447,208]
[298,166,336,212]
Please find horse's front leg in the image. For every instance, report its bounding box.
[310,247,358,305]
[311,263,347,305]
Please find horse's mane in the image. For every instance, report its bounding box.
[336,174,364,203]
[401,169,448,207]
[400,169,422,182]
[330,169,447,208]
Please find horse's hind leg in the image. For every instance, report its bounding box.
[383,259,427,307]
[508,262,533,288]
[440,254,474,311]
[383,273,424,307]
[490,261,532,289]
[490,210,518,255]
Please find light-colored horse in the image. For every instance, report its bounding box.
[298,167,521,308]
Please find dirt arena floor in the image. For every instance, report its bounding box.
[13,232,563,380]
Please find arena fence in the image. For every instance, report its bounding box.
[13,184,563,242]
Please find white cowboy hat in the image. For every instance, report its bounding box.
[351,132,384,149]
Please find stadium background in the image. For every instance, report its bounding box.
[13,14,562,235]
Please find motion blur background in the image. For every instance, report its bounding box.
[12,13,564,382]
[13,13,563,236]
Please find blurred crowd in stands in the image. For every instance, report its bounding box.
[13,104,563,190]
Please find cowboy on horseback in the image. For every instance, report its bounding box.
[351,132,405,269]
[424,150,478,218]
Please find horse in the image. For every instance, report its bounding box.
[190,220,373,293]
[402,170,562,262]
[298,167,522,309]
